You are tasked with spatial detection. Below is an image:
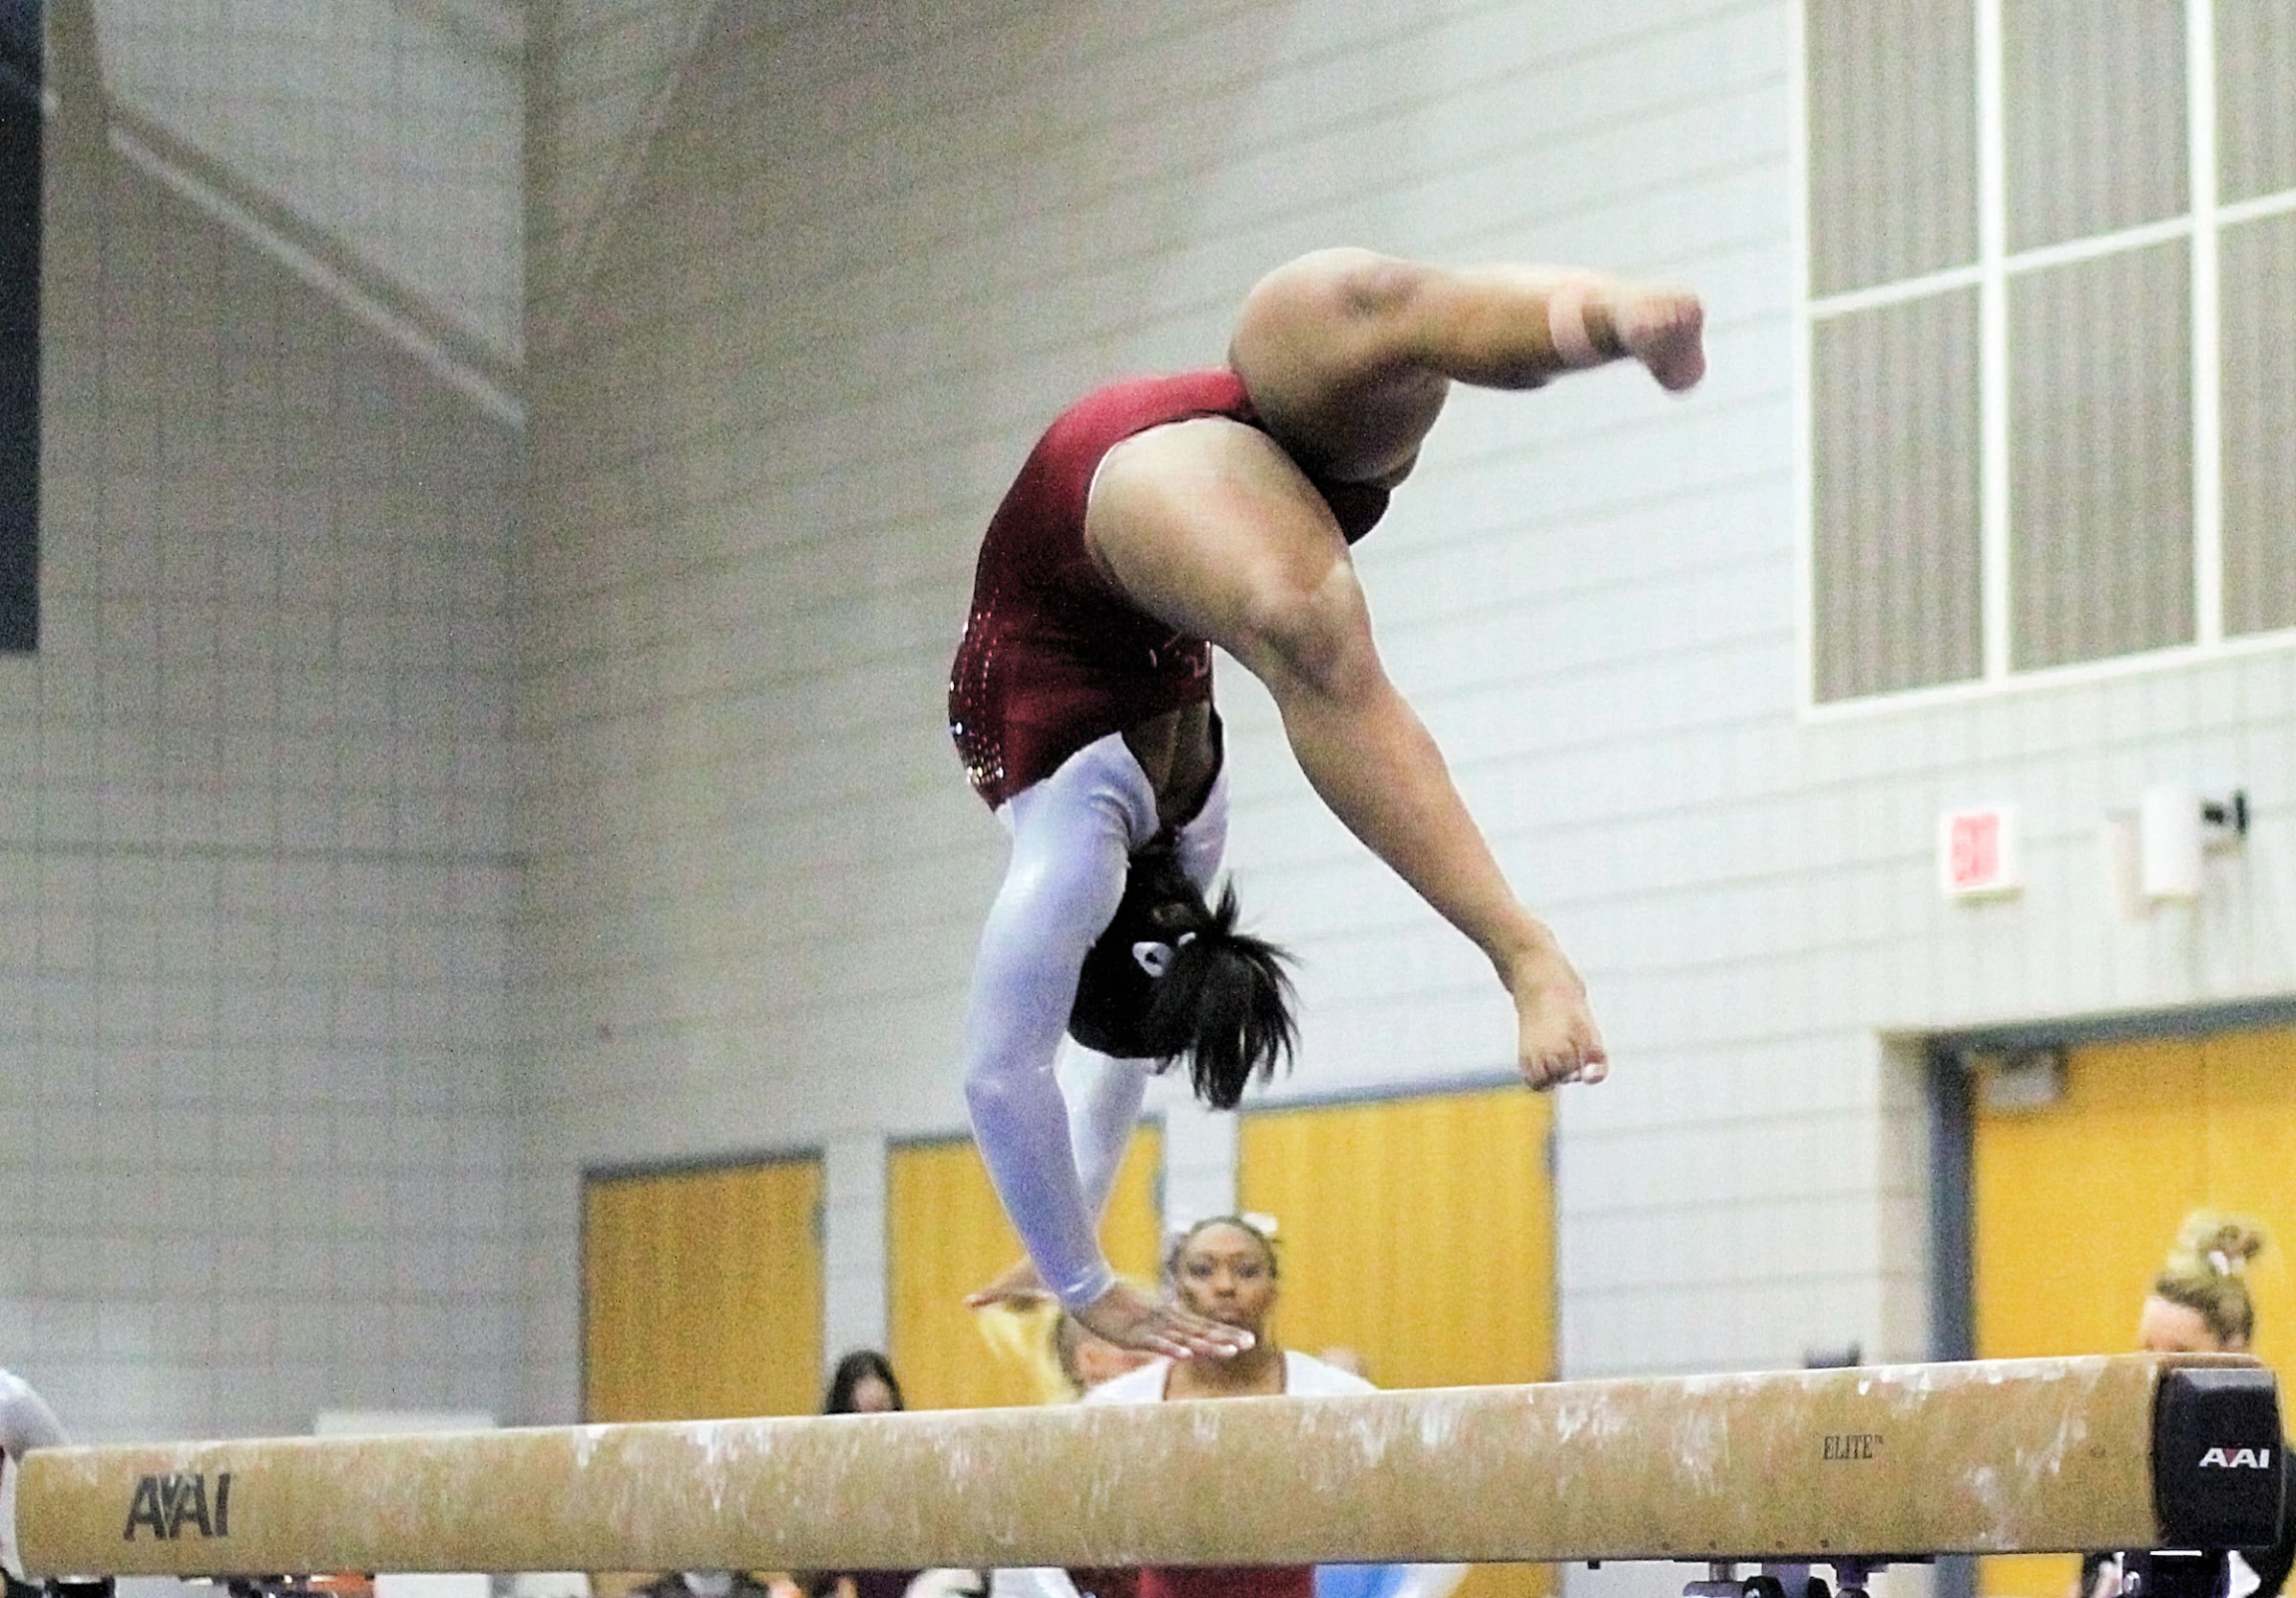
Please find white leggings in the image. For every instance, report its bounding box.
[961,732,1227,1309]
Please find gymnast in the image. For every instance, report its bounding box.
[950,247,1705,1356]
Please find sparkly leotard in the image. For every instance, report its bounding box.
[949,369,1388,810]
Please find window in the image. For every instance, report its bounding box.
[1802,0,2296,705]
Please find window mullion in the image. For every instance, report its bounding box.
[2189,0,2223,650]
[1977,0,2010,681]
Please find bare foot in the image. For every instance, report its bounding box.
[963,1256,1049,1310]
[1074,1280,1254,1360]
[1612,285,1705,392]
[1504,939,1607,1089]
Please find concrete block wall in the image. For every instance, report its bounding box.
[0,94,520,1440]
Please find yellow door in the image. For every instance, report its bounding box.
[1973,1025,2296,1598]
[583,1156,825,1422]
[1238,1085,1555,1598]
[2199,1027,2296,1380]
[887,1126,1165,1410]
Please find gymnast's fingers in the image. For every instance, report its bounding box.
[1130,1299,1255,1360]
[963,1284,1053,1310]
[1075,1281,1254,1358]
[1164,1308,1255,1359]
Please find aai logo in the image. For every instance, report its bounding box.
[121,1472,232,1540]
[2198,1446,2273,1469]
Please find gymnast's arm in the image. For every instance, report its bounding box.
[962,740,1248,1357]
[961,1048,1149,1309]
[971,751,1227,1309]
[1065,1046,1151,1220]
[960,758,1140,1314]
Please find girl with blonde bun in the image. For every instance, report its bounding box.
[2139,1210,2268,1353]
[2084,1211,2291,1598]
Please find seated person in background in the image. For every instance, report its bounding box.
[807,1350,936,1598]
[823,1348,906,1416]
[976,1284,1157,1410]
[0,1365,68,1468]
[977,1290,1158,1598]
[1084,1218,1464,1598]
[2082,1211,2294,1598]
[1294,1351,1438,1598]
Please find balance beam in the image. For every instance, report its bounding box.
[8,1354,2280,1579]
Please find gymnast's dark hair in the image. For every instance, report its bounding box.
[1141,882,1297,1111]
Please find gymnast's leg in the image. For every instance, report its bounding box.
[1086,426,1601,1086]
[1086,252,1703,1086]
[1227,246,1705,484]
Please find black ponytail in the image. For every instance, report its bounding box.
[1068,844,1298,1104]
[1135,882,1296,1110]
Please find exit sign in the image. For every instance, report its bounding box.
[1940,805,2021,898]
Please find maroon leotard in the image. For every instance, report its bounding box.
[949,369,1389,809]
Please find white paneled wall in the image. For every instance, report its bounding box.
[0,102,518,1440]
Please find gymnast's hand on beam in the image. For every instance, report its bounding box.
[1075,1279,1255,1359]
[1507,935,1608,1089]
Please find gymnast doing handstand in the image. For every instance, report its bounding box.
[950,248,1705,1358]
